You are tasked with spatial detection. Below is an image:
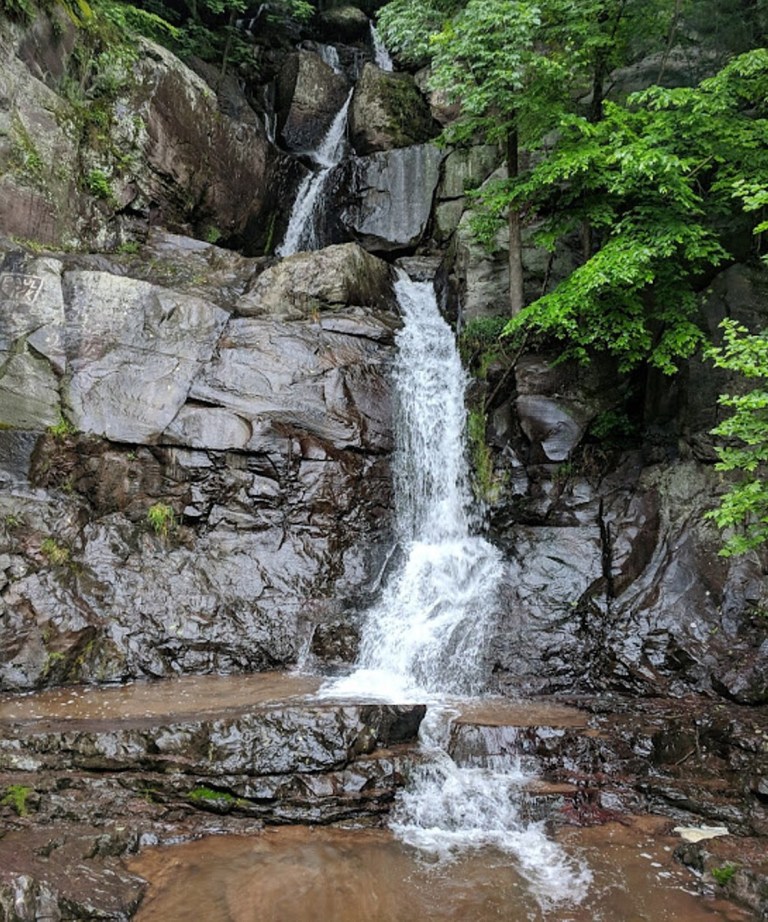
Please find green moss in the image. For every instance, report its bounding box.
[188,786,247,808]
[10,115,46,187]
[467,407,496,502]
[1,784,32,817]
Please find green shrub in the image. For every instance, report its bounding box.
[711,863,738,886]
[84,168,115,202]
[48,416,76,438]
[147,502,176,539]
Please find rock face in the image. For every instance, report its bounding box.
[0,682,426,918]
[349,64,438,155]
[340,144,444,251]
[276,49,350,152]
[0,17,290,252]
[0,236,399,691]
[483,264,768,705]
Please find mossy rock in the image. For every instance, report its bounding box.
[349,63,438,155]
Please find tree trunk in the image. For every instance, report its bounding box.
[506,126,524,315]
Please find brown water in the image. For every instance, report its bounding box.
[0,673,323,722]
[0,675,588,729]
[130,820,748,922]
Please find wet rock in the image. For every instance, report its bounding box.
[349,64,438,155]
[276,49,350,152]
[63,271,228,444]
[340,144,444,251]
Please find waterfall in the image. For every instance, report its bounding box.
[331,276,503,699]
[370,22,394,72]
[323,277,592,910]
[317,43,342,75]
[276,89,353,257]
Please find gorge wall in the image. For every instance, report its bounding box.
[0,1,766,711]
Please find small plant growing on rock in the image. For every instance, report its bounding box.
[188,786,247,812]
[40,538,70,566]
[711,863,738,886]
[1,784,32,817]
[147,502,176,539]
[84,168,116,203]
[48,417,76,438]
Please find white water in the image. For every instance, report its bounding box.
[370,22,394,71]
[329,277,503,699]
[276,89,353,257]
[322,277,592,910]
[318,43,342,74]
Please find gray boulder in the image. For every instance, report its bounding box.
[276,50,350,152]
[340,144,444,251]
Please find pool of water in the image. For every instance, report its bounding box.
[0,673,323,722]
[129,820,748,922]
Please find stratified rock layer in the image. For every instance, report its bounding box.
[0,235,398,691]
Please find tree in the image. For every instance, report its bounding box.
[707,318,768,555]
[381,0,571,313]
[378,0,673,313]
[500,49,768,373]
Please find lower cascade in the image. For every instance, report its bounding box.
[324,276,592,908]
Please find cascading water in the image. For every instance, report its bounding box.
[317,43,343,74]
[324,276,592,910]
[276,89,353,257]
[370,22,394,71]
[331,276,503,700]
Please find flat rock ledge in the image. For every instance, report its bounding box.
[1,691,766,920]
[0,697,425,921]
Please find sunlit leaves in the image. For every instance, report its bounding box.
[706,320,768,555]
[499,49,768,373]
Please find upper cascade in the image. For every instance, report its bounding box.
[275,88,353,257]
[370,23,394,72]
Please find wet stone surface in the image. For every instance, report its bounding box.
[0,679,765,919]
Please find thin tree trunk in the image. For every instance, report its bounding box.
[506,125,524,315]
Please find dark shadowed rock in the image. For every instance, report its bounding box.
[316,5,371,43]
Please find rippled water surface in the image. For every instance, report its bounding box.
[129,821,749,922]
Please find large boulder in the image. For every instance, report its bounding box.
[316,5,371,43]
[349,64,438,155]
[237,242,397,318]
[276,49,350,152]
[130,40,287,251]
[339,144,444,251]
[0,17,289,252]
